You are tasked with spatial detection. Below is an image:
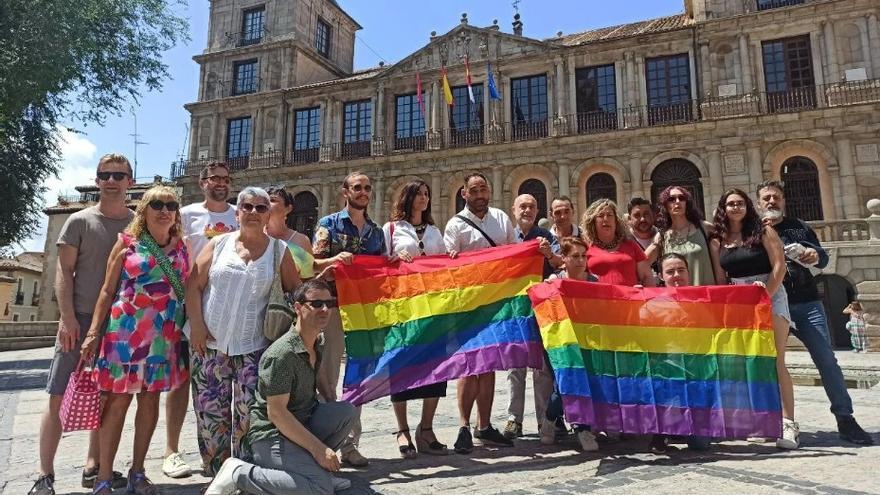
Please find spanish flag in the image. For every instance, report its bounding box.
[441,68,454,106]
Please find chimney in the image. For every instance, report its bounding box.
[512,13,523,36]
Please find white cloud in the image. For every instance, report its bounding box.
[18,126,98,253]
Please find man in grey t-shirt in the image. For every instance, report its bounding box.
[30,154,134,495]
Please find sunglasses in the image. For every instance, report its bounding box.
[725,201,746,209]
[239,202,269,213]
[97,171,130,181]
[205,175,231,184]
[301,299,337,309]
[347,184,372,193]
[148,200,180,212]
[667,194,687,203]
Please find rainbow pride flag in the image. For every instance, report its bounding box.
[337,241,546,406]
[528,279,782,439]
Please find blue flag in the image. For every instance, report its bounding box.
[487,63,501,101]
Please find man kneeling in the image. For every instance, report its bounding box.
[206,279,355,495]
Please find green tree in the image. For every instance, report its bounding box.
[0,0,189,251]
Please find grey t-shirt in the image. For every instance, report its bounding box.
[56,206,134,314]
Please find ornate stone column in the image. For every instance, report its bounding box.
[738,32,754,93]
[823,21,841,83]
[553,58,568,135]
[629,156,643,198]
[373,83,386,156]
[567,54,577,117]
[707,149,724,205]
[492,166,503,204]
[558,161,570,198]
[747,144,763,193]
[372,177,385,221]
[431,173,444,221]
[836,138,861,219]
[321,182,332,216]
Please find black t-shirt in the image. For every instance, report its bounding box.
[772,217,827,304]
[519,226,558,279]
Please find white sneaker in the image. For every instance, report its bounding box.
[577,430,599,452]
[776,419,800,450]
[539,418,556,445]
[331,476,352,492]
[161,452,192,478]
[204,457,246,495]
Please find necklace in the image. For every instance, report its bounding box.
[594,237,620,251]
[666,224,693,247]
[412,222,428,234]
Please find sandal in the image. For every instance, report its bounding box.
[395,429,417,459]
[82,466,127,489]
[126,470,159,495]
[91,480,113,495]
[415,423,448,455]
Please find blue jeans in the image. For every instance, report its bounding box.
[788,300,853,418]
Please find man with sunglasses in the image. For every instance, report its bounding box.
[165,161,239,478]
[312,171,386,468]
[757,180,873,446]
[204,279,355,495]
[31,154,134,495]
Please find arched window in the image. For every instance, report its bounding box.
[586,173,617,206]
[291,192,319,240]
[781,156,823,220]
[455,186,466,213]
[518,179,548,220]
[651,159,705,217]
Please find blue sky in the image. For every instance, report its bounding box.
[23,0,684,251]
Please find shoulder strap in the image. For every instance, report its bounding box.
[389,222,395,254]
[455,214,497,247]
[140,233,185,302]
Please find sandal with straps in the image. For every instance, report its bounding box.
[91,480,113,495]
[415,422,449,455]
[395,429,417,459]
[127,470,159,495]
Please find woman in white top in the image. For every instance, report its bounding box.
[383,180,455,458]
[186,187,300,476]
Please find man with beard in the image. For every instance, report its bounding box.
[549,196,581,239]
[443,173,517,453]
[30,154,135,495]
[166,161,239,478]
[757,181,873,445]
[627,197,659,252]
[313,171,386,467]
[503,194,560,440]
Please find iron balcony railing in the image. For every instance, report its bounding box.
[756,0,805,11]
[170,79,880,178]
[223,27,270,48]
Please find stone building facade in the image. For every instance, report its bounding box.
[174,0,880,347]
[0,253,44,322]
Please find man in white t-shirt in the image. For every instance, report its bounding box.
[162,161,238,478]
[443,173,518,454]
[549,196,582,240]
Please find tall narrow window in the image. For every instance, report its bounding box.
[575,64,617,133]
[781,156,823,220]
[226,117,252,171]
[240,7,265,46]
[762,35,816,113]
[511,75,548,140]
[646,54,693,125]
[316,18,331,58]
[233,59,258,96]
[342,100,371,158]
[293,107,321,164]
[395,94,426,151]
[449,85,484,147]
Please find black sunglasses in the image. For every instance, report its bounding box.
[97,171,130,181]
[301,299,337,309]
[667,194,687,203]
[148,200,180,212]
[347,184,372,193]
[239,202,269,214]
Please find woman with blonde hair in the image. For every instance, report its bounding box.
[580,199,655,287]
[81,185,190,495]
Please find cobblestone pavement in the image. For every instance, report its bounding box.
[1,347,879,494]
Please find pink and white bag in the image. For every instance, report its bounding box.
[59,360,102,432]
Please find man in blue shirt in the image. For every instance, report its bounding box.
[313,171,387,467]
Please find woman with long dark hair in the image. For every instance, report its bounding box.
[265,186,315,279]
[382,180,454,458]
[650,186,717,286]
[708,188,798,449]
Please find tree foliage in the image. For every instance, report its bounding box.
[0,0,189,251]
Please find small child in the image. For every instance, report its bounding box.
[844,302,868,353]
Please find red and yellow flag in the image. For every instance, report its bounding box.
[441,68,454,106]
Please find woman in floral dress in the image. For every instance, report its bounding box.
[81,185,189,495]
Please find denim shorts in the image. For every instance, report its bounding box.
[731,273,795,329]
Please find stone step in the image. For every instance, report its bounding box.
[0,327,57,338]
[0,336,55,352]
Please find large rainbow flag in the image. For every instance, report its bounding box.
[337,241,546,406]
[528,279,782,439]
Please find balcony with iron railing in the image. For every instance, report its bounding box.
[223,27,270,49]
[756,0,805,12]
[14,292,24,306]
[171,79,880,179]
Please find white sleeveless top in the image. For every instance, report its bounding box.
[202,232,284,356]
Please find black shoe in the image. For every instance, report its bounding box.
[28,473,55,495]
[453,426,474,454]
[649,435,679,454]
[81,466,127,489]
[838,416,874,445]
[473,425,514,447]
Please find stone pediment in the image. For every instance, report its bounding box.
[382,21,554,78]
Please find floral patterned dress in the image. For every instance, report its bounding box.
[94,233,189,393]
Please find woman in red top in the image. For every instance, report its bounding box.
[580,199,655,287]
